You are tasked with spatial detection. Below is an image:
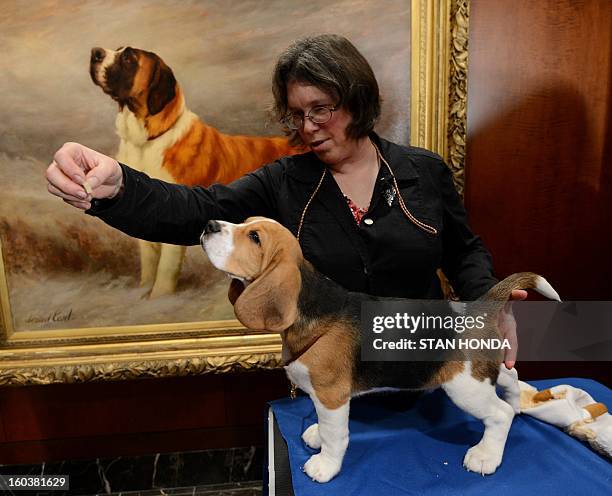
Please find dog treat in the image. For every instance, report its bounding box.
[533,389,554,402]
[584,402,608,420]
[83,181,93,195]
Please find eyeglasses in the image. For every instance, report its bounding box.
[281,105,337,130]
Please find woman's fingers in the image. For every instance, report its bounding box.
[501,301,519,368]
[47,178,88,202]
[510,289,528,301]
[52,142,92,180]
[63,198,92,210]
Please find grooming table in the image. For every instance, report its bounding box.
[266,378,611,495]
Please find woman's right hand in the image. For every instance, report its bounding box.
[46,142,123,210]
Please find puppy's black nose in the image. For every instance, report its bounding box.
[91,47,105,63]
[204,220,222,234]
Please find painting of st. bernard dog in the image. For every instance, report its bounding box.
[89,46,303,298]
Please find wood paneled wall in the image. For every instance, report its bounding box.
[465,0,611,392]
[465,0,611,299]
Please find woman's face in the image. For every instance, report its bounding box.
[286,81,359,165]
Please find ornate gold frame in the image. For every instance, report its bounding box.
[0,0,470,386]
[411,0,469,195]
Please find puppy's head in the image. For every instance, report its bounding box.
[90,46,177,117]
[200,218,303,332]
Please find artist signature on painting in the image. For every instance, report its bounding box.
[25,309,73,325]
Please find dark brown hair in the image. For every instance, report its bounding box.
[272,34,381,144]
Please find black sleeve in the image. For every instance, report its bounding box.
[86,161,283,245]
[434,160,498,300]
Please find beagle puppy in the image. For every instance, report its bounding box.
[200,217,561,482]
[89,46,302,298]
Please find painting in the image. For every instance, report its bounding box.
[0,0,469,384]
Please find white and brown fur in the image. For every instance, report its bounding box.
[200,218,561,482]
[90,46,302,297]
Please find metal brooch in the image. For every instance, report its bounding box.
[383,186,396,207]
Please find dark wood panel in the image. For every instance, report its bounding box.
[466,0,612,300]
[0,370,289,464]
[0,425,265,465]
[0,409,6,443]
[0,374,225,442]
[224,368,290,427]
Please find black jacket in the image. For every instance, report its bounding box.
[88,134,497,300]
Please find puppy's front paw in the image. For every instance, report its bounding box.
[303,453,341,483]
[463,443,503,475]
[302,423,321,449]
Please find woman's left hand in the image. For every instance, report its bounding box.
[498,289,528,369]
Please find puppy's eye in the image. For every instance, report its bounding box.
[248,231,261,245]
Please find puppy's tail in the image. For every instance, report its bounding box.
[478,272,561,313]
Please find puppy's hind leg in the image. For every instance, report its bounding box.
[303,393,350,483]
[442,362,515,475]
[302,423,322,449]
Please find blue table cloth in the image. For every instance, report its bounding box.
[270,378,611,495]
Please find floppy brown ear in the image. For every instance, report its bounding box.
[228,279,245,305]
[147,57,176,115]
[233,260,301,332]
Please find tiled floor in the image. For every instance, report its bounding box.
[102,481,262,496]
[0,447,264,496]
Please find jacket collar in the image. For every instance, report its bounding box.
[285,132,419,183]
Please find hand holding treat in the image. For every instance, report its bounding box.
[46,142,123,210]
[498,289,528,369]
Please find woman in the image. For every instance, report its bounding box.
[46,34,524,366]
